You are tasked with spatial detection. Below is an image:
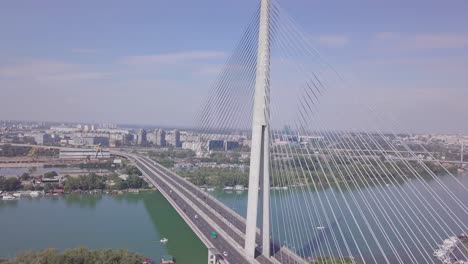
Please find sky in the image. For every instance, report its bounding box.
[0,0,467,133]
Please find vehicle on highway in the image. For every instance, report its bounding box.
[223,251,228,257]
[195,214,198,219]
[210,231,217,238]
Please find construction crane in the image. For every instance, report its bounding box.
[95,143,103,158]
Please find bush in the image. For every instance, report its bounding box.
[43,171,58,178]
[0,247,145,264]
[20,173,31,181]
[125,166,142,176]
[0,176,21,191]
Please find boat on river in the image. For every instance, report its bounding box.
[160,238,168,243]
[2,195,16,201]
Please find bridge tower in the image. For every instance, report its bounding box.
[245,0,271,259]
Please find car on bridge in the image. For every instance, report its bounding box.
[210,231,217,238]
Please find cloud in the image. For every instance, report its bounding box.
[0,59,111,81]
[318,35,349,47]
[373,32,468,50]
[71,48,98,54]
[120,50,226,66]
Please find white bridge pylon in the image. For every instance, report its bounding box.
[245,0,271,259]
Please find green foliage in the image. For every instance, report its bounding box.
[0,176,22,191]
[63,173,149,191]
[20,173,31,181]
[44,171,58,178]
[23,183,35,191]
[0,144,31,157]
[147,149,194,168]
[63,173,105,191]
[30,148,59,157]
[43,183,59,192]
[179,168,248,187]
[125,166,142,176]
[113,175,149,190]
[0,247,145,264]
[156,158,175,168]
[200,152,242,164]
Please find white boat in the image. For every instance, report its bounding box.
[234,185,245,191]
[12,193,22,198]
[207,187,215,192]
[223,186,234,191]
[2,195,16,201]
[160,238,168,243]
[30,191,41,197]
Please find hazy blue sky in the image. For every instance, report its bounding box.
[1,0,467,133]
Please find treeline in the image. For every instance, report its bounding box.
[147,149,194,168]
[63,173,148,191]
[178,168,248,187]
[0,144,30,157]
[0,144,58,157]
[200,152,245,164]
[0,247,145,264]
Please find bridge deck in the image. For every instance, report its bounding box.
[124,153,303,264]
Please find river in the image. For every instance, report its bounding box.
[211,172,468,263]
[1,172,467,263]
[0,192,207,264]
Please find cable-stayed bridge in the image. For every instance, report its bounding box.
[127,0,468,263]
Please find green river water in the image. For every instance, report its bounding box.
[0,192,206,264]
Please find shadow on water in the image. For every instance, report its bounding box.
[0,200,19,209]
[62,194,103,209]
[141,192,207,264]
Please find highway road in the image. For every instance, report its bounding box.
[131,155,270,264]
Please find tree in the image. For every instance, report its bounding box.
[125,166,142,176]
[44,171,58,178]
[20,173,31,181]
[23,183,35,191]
[43,183,56,192]
[0,177,22,191]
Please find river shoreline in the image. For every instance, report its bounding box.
[1,188,156,201]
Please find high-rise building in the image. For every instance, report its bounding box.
[167,129,182,148]
[172,129,181,148]
[147,132,156,145]
[156,129,166,147]
[137,129,147,145]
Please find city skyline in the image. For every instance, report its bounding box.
[1,0,468,133]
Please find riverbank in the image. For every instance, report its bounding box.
[0,188,156,200]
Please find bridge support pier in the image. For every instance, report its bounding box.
[208,248,222,264]
[245,0,271,259]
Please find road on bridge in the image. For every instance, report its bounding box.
[123,153,302,264]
